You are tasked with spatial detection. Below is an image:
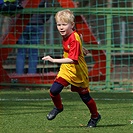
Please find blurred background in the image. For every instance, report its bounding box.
[0,0,133,91]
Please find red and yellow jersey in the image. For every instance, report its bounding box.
[57,31,89,88]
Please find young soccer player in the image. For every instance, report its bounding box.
[42,9,101,127]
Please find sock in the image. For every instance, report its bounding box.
[86,98,99,118]
[50,92,63,110]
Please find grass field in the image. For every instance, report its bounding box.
[0,89,132,133]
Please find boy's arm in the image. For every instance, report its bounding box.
[42,56,74,64]
[79,34,89,56]
[82,47,89,56]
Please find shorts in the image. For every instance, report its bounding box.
[55,77,89,94]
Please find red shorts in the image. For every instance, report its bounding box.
[55,77,89,94]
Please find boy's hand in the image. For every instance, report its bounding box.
[42,55,54,63]
[82,47,89,56]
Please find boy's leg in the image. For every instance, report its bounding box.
[50,92,63,110]
[79,92,99,118]
[78,91,101,127]
[71,85,101,127]
[47,82,64,120]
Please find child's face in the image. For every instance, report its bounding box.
[56,20,74,38]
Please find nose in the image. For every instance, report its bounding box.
[60,25,63,29]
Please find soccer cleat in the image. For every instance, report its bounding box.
[87,114,101,127]
[47,107,63,120]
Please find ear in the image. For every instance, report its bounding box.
[72,22,75,29]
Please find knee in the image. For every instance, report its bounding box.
[50,87,60,96]
[79,93,92,103]
[50,82,64,96]
[50,89,56,96]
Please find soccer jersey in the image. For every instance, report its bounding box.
[57,31,89,88]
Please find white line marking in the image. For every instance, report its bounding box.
[0,98,51,101]
[0,98,132,102]
[94,98,133,101]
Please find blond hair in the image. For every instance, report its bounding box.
[55,9,75,24]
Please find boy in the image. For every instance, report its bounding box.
[42,9,101,128]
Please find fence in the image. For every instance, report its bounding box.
[0,0,133,92]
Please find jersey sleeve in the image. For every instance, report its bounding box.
[68,40,81,61]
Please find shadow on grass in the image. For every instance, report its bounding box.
[59,123,127,128]
[97,123,127,127]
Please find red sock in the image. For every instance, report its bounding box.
[86,98,99,118]
[50,92,63,109]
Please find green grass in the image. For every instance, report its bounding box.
[0,89,133,133]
